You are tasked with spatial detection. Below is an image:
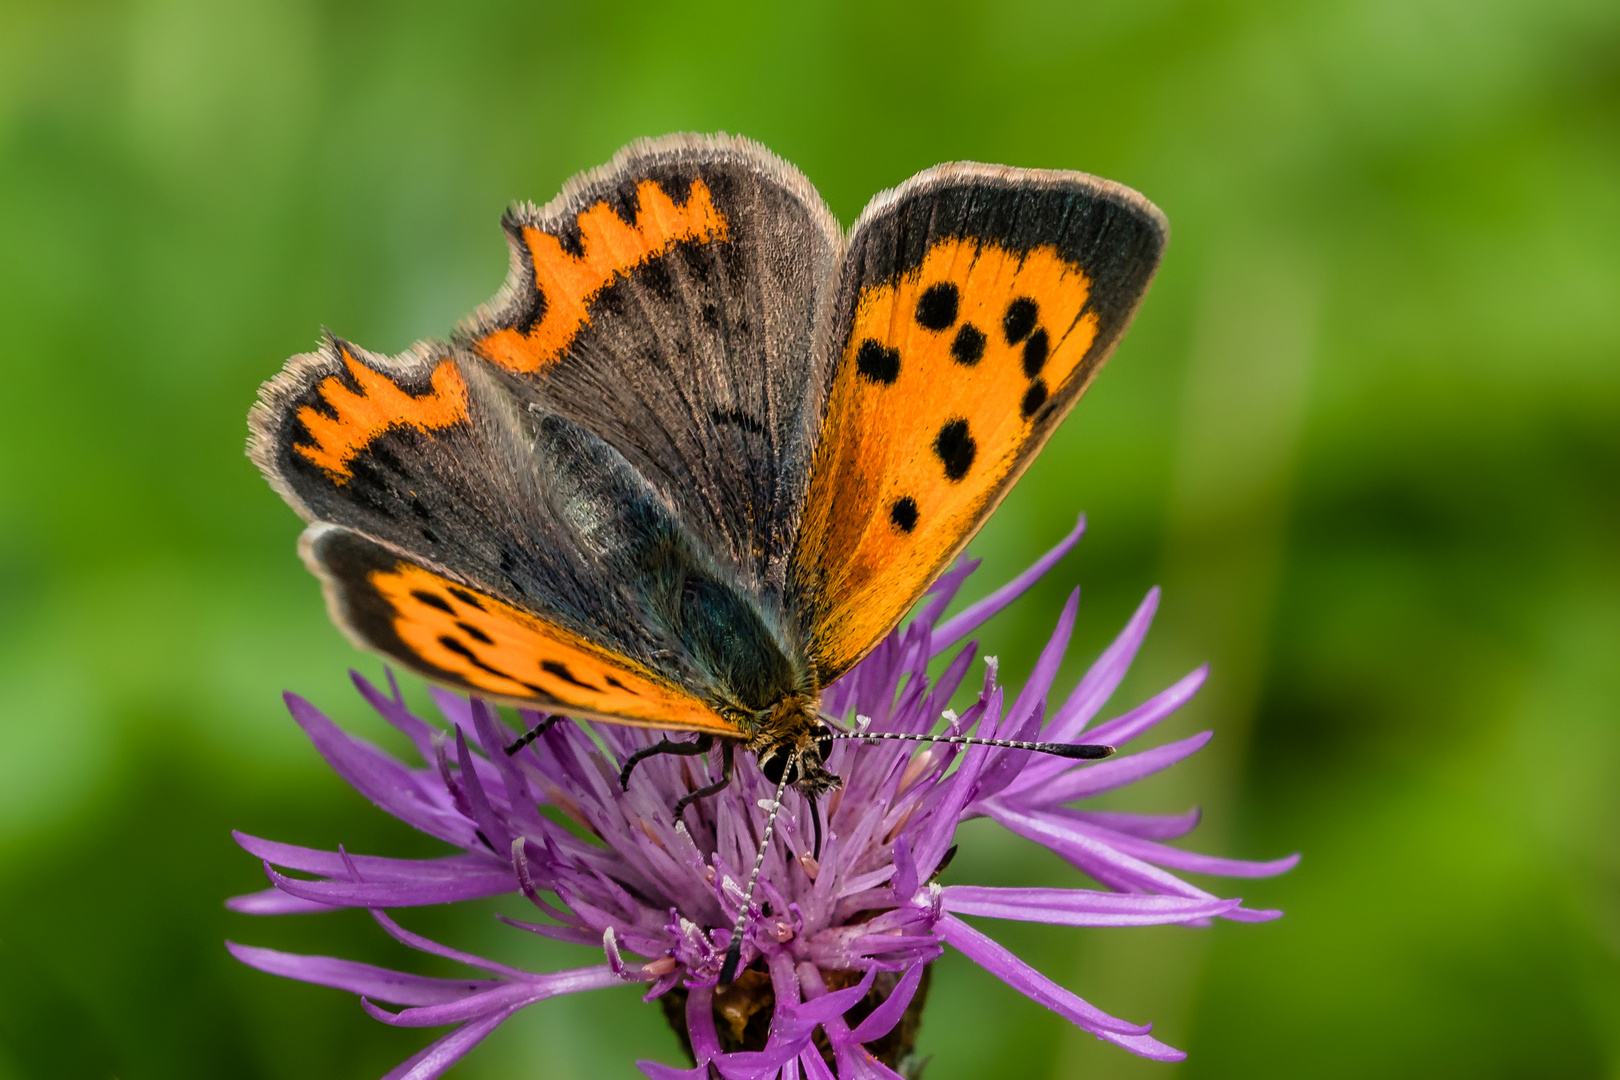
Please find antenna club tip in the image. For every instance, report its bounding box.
[1047,742,1117,759]
[718,940,743,985]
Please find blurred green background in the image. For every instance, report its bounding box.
[2,0,1617,1077]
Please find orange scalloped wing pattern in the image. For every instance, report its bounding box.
[474,178,728,374]
[293,350,469,482]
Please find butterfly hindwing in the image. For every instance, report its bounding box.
[463,134,843,603]
[791,165,1168,681]
[303,524,740,735]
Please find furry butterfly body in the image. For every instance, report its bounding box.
[251,133,1165,802]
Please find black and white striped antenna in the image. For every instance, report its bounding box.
[717,755,796,985]
[822,711,1115,761]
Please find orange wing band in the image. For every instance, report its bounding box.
[294,351,469,482]
[798,238,1097,676]
[477,178,729,374]
[373,562,738,735]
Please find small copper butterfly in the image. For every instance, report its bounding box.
[249,134,1166,977]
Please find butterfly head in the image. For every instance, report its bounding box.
[749,695,840,797]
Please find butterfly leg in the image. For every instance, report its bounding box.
[619,734,715,791]
[672,739,737,819]
[805,793,824,860]
[505,713,565,756]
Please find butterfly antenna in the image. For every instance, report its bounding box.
[717,757,795,985]
[827,724,1114,760]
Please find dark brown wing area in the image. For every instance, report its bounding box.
[463,134,843,605]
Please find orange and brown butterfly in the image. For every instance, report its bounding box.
[249,133,1166,807]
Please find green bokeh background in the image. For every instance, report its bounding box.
[2,0,1617,1077]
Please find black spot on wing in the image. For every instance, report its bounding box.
[915,283,959,330]
[950,324,985,366]
[1003,298,1038,344]
[1021,379,1049,419]
[447,587,486,611]
[709,407,767,436]
[437,634,545,695]
[541,659,600,692]
[934,419,976,482]
[604,674,637,695]
[890,496,919,533]
[1022,329,1049,377]
[856,339,901,384]
[410,589,454,614]
[456,621,494,645]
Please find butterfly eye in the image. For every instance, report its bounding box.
[761,750,795,785]
[815,728,834,761]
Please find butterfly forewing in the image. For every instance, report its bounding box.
[463,134,842,601]
[791,165,1167,682]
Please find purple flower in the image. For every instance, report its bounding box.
[228,514,1298,1078]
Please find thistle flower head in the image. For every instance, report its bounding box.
[229,515,1298,1079]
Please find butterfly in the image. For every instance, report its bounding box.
[249,135,1165,975]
